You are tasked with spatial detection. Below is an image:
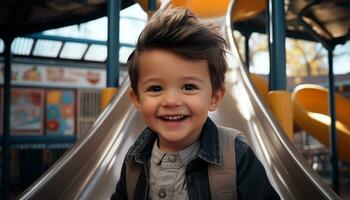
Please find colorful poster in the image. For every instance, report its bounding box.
[10,88,44,135]
[0,64,106,88]
[46,90,75,135]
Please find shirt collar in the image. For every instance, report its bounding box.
[151,138,200,166]
[125,117,222,165]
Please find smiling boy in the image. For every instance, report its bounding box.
[111,8,280,200]
[131,49,222,153]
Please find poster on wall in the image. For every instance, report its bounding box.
[46,90,75,135]
[10,88,44,135]
[0,64,106,89]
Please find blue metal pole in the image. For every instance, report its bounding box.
[2,37,13,200]
[28,33,135,48]
[296,5,340,193]
[328,49,339,194]
[268,0,287,90]
[107,0,120,87]
[148,0,157,11]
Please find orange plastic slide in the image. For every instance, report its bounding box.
[293,84,350,164]
[250,73,269,102]
[137,0,266,21]
[251,74,350,163]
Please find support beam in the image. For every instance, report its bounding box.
[2,37,13,200]
[268,0,286,90]
[328,49,339,194]
[297,2,340,194]
[148,0,157,10]
[147,0,157,18]
[266,0,293,141]
[107,0,121,87]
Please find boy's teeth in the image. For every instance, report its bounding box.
[162,115,184,120]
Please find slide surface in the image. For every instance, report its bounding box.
[18,0,340,199]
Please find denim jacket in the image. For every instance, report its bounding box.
[111,118,280,200]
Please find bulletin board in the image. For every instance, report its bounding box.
[46,90,75,135]
[11,88,44,135]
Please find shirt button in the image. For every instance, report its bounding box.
[168,155,176,162]
[158,188,167,199]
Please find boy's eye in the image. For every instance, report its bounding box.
[147,85,163,92]
[182,84,198,91]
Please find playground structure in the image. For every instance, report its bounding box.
[15,0,345,199]
[250,73,350,164]
[0,0,349,199]
[293,84,350,164]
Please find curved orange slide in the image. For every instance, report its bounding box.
[137,0,266,21]
[250,75,350,164]
[250,73,269,102]
[293,84,350,164]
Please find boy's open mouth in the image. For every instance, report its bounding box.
[159,115,189,121]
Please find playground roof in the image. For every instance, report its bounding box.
[235,0,350,48]
[0,0,135,38]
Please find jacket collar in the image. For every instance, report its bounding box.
[125,117,222,165]
[197,118,221,165]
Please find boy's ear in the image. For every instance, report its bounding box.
[129,90,142,112]
[209,87,225,111]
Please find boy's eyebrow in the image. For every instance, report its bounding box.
[141,76,205,86]
[141,78,160,86]
[182,76,205,83]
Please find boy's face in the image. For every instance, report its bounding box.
[130,49,225,152]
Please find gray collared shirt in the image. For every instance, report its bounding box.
[148,139,200,200]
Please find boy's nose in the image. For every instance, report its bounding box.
[161,90,182,107]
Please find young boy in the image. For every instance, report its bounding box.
[111,8,280,200]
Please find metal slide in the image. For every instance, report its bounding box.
[18,0,340,199]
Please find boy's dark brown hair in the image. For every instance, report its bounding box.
[127,8,228,95]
